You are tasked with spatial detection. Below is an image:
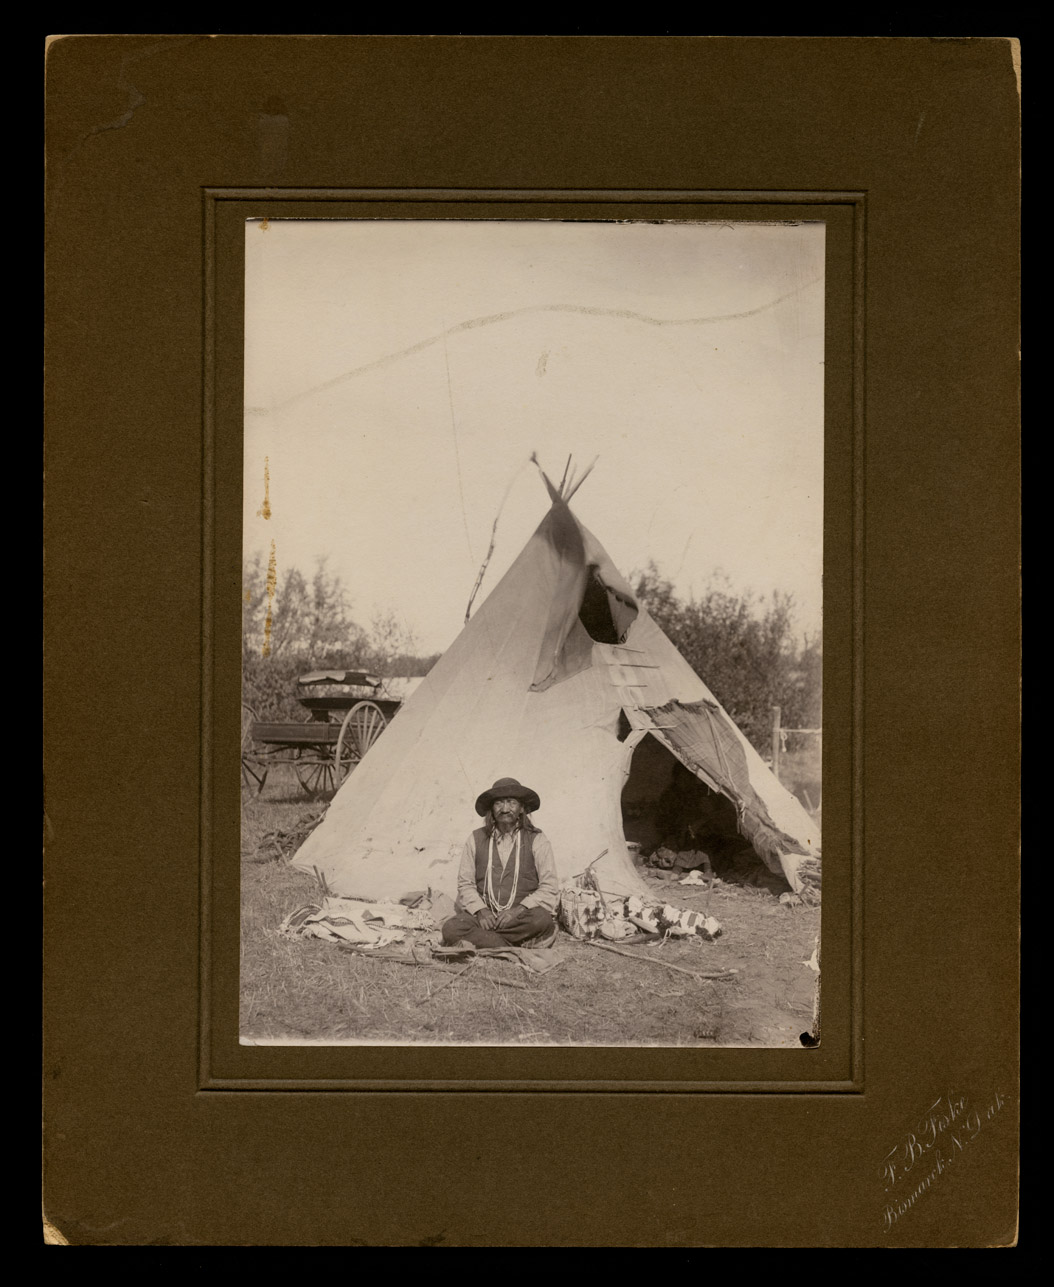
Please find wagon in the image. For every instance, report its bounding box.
[241,670,417,798]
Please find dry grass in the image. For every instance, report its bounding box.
[239,785,820,1047]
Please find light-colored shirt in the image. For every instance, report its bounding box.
[457,826,560,914]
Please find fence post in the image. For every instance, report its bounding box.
[771,705,781,782]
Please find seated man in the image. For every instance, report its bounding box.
[441,777,559,949]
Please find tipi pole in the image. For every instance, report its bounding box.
[564,456,599,501]
[771,705,782,782]
[558,454,572,496]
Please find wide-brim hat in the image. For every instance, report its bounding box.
[475,776,541,816]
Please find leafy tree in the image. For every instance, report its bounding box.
[633,563,822,754]
[241,554,440,720]
[242,552,364,662]
[356,608,426,677]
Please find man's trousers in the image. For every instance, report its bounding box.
[441,906,555,948]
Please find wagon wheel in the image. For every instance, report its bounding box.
[240,704,269,797]
[294,743,337,798]
[334,700,388,783]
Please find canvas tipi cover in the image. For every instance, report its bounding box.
[292,484,819,901]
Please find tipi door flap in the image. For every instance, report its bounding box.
[645,727,729,804]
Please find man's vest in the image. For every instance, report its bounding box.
[472,826,540,909]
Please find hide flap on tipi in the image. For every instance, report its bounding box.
[291,468,819,903]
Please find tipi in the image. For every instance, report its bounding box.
[292,467,819,901]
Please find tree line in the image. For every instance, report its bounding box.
[242,553,440,721]
[242,553,822,754]
[632,564,822,755]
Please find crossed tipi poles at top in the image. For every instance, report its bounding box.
[532,451,598,505]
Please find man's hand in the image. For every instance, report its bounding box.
[477,908,498,931]
[495,904,530,930]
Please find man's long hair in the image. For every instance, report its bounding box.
[484,807,540,837]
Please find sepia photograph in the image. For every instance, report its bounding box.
[45,33,1018,1247]
[239,217,825,1047]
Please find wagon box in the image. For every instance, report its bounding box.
[241,671,420,798]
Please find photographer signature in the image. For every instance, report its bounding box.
[880,1089,1007,1230]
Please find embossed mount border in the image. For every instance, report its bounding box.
[200,187,866,1095]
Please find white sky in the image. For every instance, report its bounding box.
[244,219,824,657]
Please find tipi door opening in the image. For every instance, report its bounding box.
[620,731,782,888]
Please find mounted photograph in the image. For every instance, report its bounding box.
[239,218,824,1047]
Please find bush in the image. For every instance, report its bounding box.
[241,554,439,719]
[633,563,822,755]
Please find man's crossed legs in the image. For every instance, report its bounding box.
[441,906,555,949]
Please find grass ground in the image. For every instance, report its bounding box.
[240,771,821,1047]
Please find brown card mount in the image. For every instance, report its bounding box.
[44,36,1019,1247]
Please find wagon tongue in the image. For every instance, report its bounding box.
[297,670,381,687]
